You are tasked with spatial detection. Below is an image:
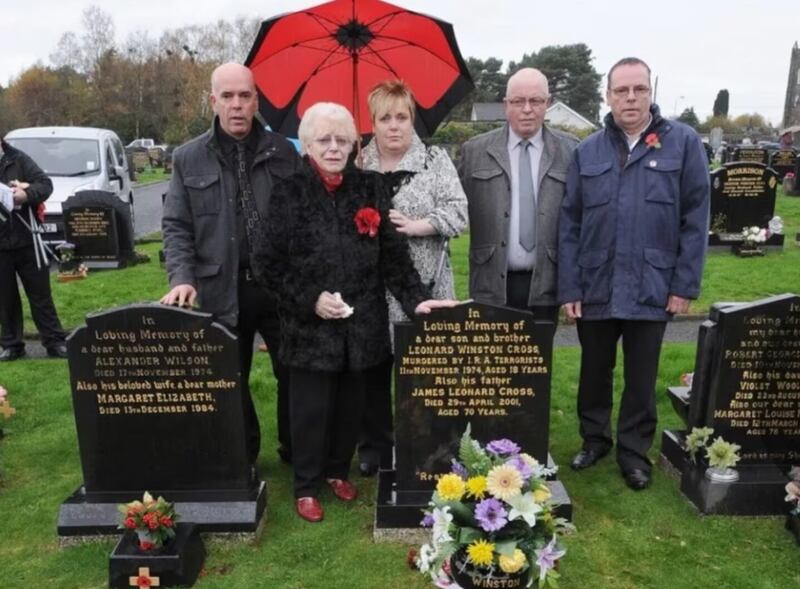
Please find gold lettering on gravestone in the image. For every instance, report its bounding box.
[67,209,111,238]
[80,315,227,417]
[721,167,767,198]
[401,308,546,419]
[713,308,800,460]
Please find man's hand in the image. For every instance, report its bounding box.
[666,295,690,315]
[562,301,582,321]
[9,180,29,205]
[414,299,459,315]
[160,284,197,308]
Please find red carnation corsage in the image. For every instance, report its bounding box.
[354,207,381,238]
[644,132,661,149]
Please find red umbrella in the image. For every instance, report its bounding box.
[245,0,474,138]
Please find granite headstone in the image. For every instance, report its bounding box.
[62,190,136,269]
[58,304,266,538]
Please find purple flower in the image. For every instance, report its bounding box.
[486,439,520,456]
[474,498,508,532]
[506,455,533,481]
[420,514,434,528]
[535,536,566,583]
[450,459,468,479]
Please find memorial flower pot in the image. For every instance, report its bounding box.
[705,466,739,483]
[733,243,764,257]
[450,549,530,589]
[109,522,206,588]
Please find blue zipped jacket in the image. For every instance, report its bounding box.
[558,105,710,321]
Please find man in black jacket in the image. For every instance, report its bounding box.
[0,139,67,361]
[161,63,300,465]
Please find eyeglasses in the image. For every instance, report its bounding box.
[610,85,651,98]
[313,135,351,148]
[505,96,549,109]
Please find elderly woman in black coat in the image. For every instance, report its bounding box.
[253,102,454,523]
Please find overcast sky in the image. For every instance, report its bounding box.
[3,0,798,127]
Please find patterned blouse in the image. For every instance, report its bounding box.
[361,133,468,324]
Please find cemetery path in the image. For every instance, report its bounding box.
[20,318,706,360]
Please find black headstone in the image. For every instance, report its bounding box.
[62,190,135,269]
[661,294,800,515]
[709,162,778,236]
[375,302,570,534]
[58,304,266,537]
[769,148,798,180]
[732,146,769,165]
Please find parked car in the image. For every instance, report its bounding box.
[4,126,134,245]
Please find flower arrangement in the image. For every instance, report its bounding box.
[0,385,15,423]
[786,481,800,517]
[354,206,381,238]
[684,426,741,470]
[415,426,572,588]
[741,225,769,246]
[118,492,179,551]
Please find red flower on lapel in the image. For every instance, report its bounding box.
[354,207,381,238]
[644,133,662,149]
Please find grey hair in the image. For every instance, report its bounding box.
[298,102,358,154]
[607,57,651,89]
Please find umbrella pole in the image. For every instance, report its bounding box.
[352,51,363,159]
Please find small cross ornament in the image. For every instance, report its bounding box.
[0,402,15,420]
[129,567,160,587]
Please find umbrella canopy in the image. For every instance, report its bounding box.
[245,0,474,138]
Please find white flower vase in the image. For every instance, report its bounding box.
[705,466,739,483]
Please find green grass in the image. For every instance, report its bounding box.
[1,345,798,589]
[135,168,171,186]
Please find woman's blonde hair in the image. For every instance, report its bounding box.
[298,102,357,154]
[367,80,416,123]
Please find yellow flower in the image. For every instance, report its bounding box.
[466,539,495,567]
[436,473,466,501]
[520,453,539,469]
[498,549,527,573]
[486,464,523,501]
[533,485,551,503]
[465,476,488,499]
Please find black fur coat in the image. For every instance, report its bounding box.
[253,158,429,372]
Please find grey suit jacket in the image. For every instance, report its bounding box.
[458,124,577,307]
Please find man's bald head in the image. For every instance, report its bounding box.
[504,68,551,139]
[210,63,258,139]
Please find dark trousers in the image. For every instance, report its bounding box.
[236,274,290,465]
[506,270,559,324]
[290,367,365,497]
[358,356,395,469]
[0,246,66,351]
[575,318,667,473]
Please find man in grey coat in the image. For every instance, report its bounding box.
[459,68,578,323]
[161,63,300,466]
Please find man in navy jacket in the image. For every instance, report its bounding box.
[558,57,709,490]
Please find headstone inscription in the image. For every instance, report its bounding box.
[732,146,769,165]
[661,294,800,515]
[375,302,570,537]
[62,190,136,269]
[57,304,266,539]
[769,148,798,180]
[708,162,783,248]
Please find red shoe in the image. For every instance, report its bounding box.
[327,478,358,502]
[295,497,324,522]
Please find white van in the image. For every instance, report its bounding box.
[4,126,134,245]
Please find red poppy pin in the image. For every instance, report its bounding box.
[354,207,381,238]
[644,133,662,149]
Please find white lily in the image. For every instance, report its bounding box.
[506,491,543,527]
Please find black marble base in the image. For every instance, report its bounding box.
[708,233,784,251]
[375,458,572,530]
[667,387,690,427]
[58,481,266,537]
[109,523,205,587]
[662,429,790,515]
[787,514,800,545]
[83,259,126,269]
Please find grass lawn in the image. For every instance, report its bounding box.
[134,168,171,186]
[1,344,798,588]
